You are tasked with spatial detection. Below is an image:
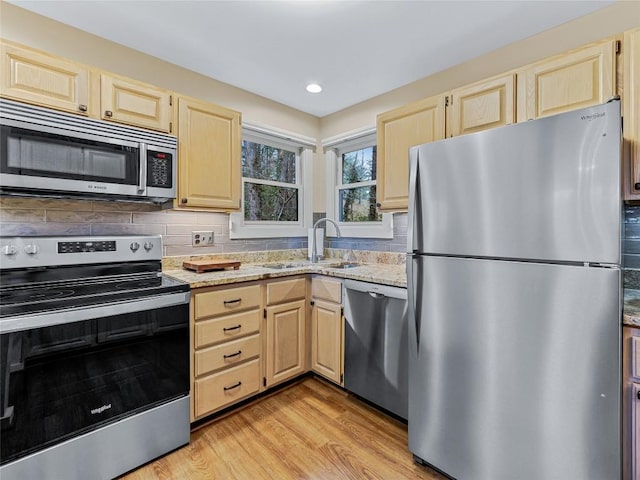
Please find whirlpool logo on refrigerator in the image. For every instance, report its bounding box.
[90,404,112,415]
[580,111,605,121]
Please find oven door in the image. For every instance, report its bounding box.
[0,293,189,466]
[0,121,141,197]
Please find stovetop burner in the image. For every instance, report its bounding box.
[0,289,76,306]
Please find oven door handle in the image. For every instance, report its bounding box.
[0,291,191,334]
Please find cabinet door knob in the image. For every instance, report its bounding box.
[635,183,640,190]
[376,202,381,208]
[78,104,87,112]
[104,110,113,117]
[181,198,188,204]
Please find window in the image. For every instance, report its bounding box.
[338,145,381,223]
[242,140,299,222]
[230,124,314,239]
[324,130,393,238]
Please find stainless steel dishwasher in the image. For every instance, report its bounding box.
[343,279,408,419]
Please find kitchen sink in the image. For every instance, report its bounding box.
[326,263,359,269]
[261,263,303,269]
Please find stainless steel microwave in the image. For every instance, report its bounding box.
[0,99,177,205]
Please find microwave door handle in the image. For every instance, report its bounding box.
[138,143,147,194]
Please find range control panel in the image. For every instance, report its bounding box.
[58,241,117,254]
[0,235,162,269]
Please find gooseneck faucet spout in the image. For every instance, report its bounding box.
[311,218,341,263]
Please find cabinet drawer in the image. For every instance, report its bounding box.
[195,285,261,319]
[195,334,260,377]
[266,278,306,305]
[312,277,342,304]
[194,358,260,417]
[195,309,260,348]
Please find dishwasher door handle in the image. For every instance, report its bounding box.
[367,291,385,299]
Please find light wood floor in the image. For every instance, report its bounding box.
[120,377,446,479]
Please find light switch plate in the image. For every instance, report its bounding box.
[192,231,214,246]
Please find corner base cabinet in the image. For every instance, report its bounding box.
[310,276,344,385]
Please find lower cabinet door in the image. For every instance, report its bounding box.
[311,299,343,385]
[194,358,260,418]
[265,300,306,387]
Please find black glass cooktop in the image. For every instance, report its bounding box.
[0,269,189,319]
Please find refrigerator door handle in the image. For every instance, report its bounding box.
[407,254,421,351]
[407,147,421,254]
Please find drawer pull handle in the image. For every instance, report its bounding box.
[223,350,242,359]
[223,381,242,391]
[223,298,242,305]
[223,325,241,332]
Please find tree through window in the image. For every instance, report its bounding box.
[338,146,381,222]
[242,140,299,222]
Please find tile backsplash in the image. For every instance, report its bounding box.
[0,197,305,256]
[0,198,408,257]
[318,212,408,253]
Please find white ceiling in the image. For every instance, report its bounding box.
[8,0,615,117]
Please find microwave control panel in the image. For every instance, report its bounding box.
[147,151,173,188]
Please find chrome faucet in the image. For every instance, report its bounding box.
[311,218,341,263]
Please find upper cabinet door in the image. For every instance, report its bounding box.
[100,73,172,133]
[376,94,445,211]
[448,74,516,138]
[177,96,241,210]
[0,41,90,115]
[518,39,617,121]
[624,28,640,201]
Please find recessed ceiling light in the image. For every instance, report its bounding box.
[306,83,322,93]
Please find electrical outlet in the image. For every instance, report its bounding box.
[192,231,214,247]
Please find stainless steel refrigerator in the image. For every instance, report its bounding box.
[407,100,621,480]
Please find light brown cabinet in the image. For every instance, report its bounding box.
[623,27,640,201]
[310,276,343,385]
[376,94,446,211]
[191,283,262,421]
[264,278,307,387]
[447,73,516,138]
[0,40,174,133]
[176,96,242,210]
[1,41,90,115]
[100,73,172,132]
[517,39,617,121]
[624,326,640,480]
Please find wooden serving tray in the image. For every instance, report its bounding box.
[183,259,241,273]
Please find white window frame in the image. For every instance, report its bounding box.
[323,129,393,239]
[229,124,314,239]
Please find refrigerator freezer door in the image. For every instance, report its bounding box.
[408,255,620,480]
[409,101,621,264]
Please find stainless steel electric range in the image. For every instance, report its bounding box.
[0,235,191,480]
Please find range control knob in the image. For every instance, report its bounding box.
[1,244,18,256]
[143,242,154,252]
[24,244,40,255]
[130,242,140,252]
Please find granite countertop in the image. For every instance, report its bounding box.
[163,260,407,289]
[624,289,640,327]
